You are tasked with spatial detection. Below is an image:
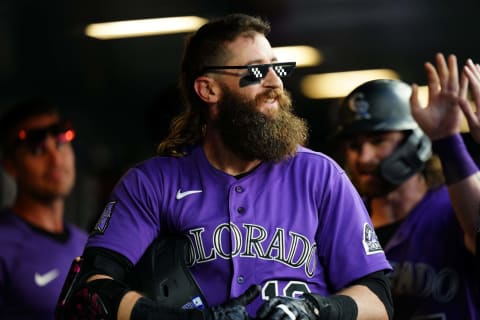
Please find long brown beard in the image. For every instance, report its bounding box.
[215,87,308,162]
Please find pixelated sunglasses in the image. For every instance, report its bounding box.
[14,121,75,152]
[203,62,296,81]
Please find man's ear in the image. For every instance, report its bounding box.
[194,76,220,104]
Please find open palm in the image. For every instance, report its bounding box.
[410,53,463,141]
[459,59,480,143]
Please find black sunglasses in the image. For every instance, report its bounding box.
[203,62,296,80]
[14,121,75,152]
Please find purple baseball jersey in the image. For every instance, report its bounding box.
[87,145,391,315]
[384,186,480,319]
[0,209,88,319]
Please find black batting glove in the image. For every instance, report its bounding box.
[256,294,357,320]
[206,284,261,320]
[256,296,320,320]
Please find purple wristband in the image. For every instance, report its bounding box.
[432,134,479,185]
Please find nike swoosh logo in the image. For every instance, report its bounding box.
[34,269,60,287]
[176,189,203,200]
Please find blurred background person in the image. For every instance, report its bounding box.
[0,98,88,320]
[333,53,479,319]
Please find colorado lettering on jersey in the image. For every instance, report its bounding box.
[389,261,460,303]
[187,222,317,278]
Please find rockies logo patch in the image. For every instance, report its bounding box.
[91,201,116,235]
[348,92,371,120]
[362,223,383,255]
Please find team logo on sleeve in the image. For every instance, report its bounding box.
[362,223,383,255]
[91,201,116,235]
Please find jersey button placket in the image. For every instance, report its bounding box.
[235,185,245,214]
[229,183,249,294]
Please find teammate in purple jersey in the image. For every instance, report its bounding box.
[0,98,88,319]
[336,53,480,319]
[56,13,393,320]
[412,54,480,302]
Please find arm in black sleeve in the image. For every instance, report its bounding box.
[56,247,260,320]
[257,270,393,320]
[350,270,394,320]
[55,247,134,320]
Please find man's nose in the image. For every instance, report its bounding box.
[262,67,283,90]
[357,143,377,162]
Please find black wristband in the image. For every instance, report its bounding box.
[303,294,358,320]
[131,297,207,320]
[432,134,479,185]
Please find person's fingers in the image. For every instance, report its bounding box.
[459,71,468,103]
[464,63,480,111]
[459,96,476,124]
[257,297,281,319]
[458,97,480,141]
[425,61,441,98]
[475,62,480,76]
[466,59,480,83]
[457,71,477,127]
[271,304,297,320]
[410,83,423,117]
[232,284,261,306]
[447,53,459,93]
[435,52,449,89]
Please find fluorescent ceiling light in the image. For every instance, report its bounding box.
[273,46,323,67]
[85,16,208,40]
[301,69,400,99]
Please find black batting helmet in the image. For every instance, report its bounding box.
[337,79,432,186]
[337,79,418,136]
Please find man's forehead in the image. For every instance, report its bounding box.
[224,33,276,65]
[18,113,60,131]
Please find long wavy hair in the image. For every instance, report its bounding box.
[157,13,271,156]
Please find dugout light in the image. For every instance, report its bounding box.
[301,69,400,99]
[85,16,208,40]
[273,46,323,67]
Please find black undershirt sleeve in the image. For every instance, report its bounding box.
[81,246,134,281]
[350,270,394,320]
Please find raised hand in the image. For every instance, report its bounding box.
[410,53,462,140]
[459,59,480,143]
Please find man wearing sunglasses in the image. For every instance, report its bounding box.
[57,14,393,320]
[0,98,88,319]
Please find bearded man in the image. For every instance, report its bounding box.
[55,13,393,320]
